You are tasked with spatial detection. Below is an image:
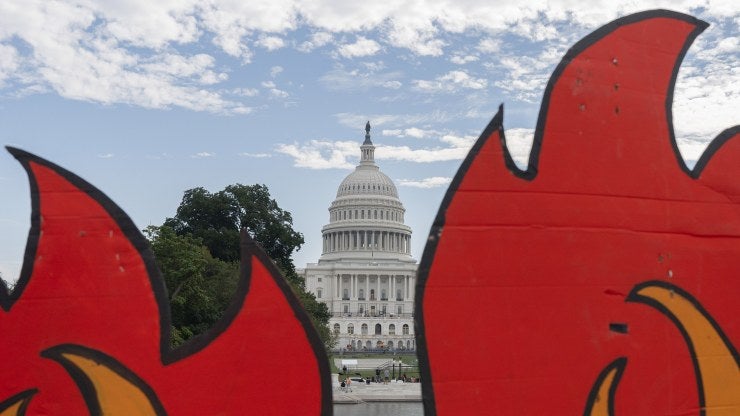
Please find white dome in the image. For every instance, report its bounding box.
[336,166,399,198]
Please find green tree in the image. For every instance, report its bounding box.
[164,185,305,286]
[153,184,333,350]
[145,225,239,348]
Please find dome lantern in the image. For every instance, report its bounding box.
[360,121,375,166]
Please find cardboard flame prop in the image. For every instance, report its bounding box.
[0,148,331,414]
[416,10,739,416]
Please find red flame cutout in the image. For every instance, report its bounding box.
[0,148,331,414]
[416,10,739,415]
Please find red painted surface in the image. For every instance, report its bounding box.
[0,156,329,414]
[418,12,739,415]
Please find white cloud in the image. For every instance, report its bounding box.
[382,127,437,139]
[0,44,19,87]
[270,88,289,98]
[334,109,462,129]
[232,87,259,97]
[450,54,479,65]
[503,128,535,169]
[476,38,500,53]
[297,31,333,52]
[141,53,227,85]
[146,153,173,160]
[270,65,284,77]
[320,68,404,92]
[383,80,402,89]
[191,151,215,158]
[0,0,735,126]
[672,24,740,163]
[276,140,357,169]
[256,35,286,51]
[413,70,488,93]
[261,80,289,98]
[337,37,381,58]
[375,144,470,162]
[490,49,563,102]
[239,152,272,158]
[397,177,452,188]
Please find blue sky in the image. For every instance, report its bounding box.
[0,1,737,282]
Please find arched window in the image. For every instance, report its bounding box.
[375,323,382,335]
[333,323,340,334]
[361,324,368,335]
[381,289,387,301]
[389,324,396,335]
[402,324,410,335]
[370,289,376,301]
[342,288,349,300]
[317,289,322,299]
[388,341,394,349]
[347,324,354,335]
[396,289,402,301]
[359,288,365,300]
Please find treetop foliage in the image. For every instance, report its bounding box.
[148,183,332,350]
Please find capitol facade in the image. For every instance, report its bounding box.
[302,123,417,352]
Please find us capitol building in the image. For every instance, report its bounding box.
[301,122,417,352]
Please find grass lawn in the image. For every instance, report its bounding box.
[329,352,420,380]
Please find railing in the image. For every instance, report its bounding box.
[333,312,414,319]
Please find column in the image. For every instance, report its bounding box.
[391,275,395,301]
[336,275,340,297]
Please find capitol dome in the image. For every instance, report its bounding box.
[319,122,413,262]
[336,168,398,198]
